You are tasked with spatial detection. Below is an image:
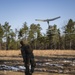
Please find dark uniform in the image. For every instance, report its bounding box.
[20,41,36,75]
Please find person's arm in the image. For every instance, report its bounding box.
[21,47,26,62]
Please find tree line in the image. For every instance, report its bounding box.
[0,19,75,50]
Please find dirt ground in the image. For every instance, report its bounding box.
[0,71,51,75]
[0,50,75,75]
[0,71,74,75]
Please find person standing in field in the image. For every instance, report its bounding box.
[20,40,36,75]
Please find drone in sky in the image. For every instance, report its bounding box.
[35,16,61,27]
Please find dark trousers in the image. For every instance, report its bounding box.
[24,54,36,75]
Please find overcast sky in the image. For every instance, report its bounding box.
[0,0,75,33]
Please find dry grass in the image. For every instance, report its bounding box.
[0,71,69,75]
[0,50,75,75]
[0,50,20,56]
[33,50,75,56]
[0,50,75,57]
[0,71,72,75]
[0,71,24,75]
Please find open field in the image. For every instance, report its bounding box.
[0,50,75,75]
[0,50,75,56]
